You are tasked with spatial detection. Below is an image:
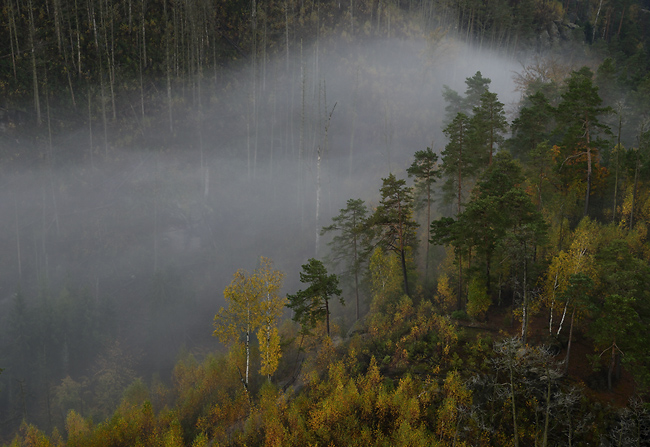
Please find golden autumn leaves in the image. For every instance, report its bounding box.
[212,257,286,386]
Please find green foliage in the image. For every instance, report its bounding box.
[554,67,613,216]
[450,310,469,321]
[287,258,342,338]
[321,198,371,321]
[509,92,554,162]
[371,173,419,297]
[470,91,508,166]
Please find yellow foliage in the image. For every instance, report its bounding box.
[543,217,599,313]
[163,419,184,447]
[214,256,285,383]
[256,257,287,379]
[17,423,53,447]
[369,247,403,312]
[258,384,288,447]
[65,410,89,443]
[436,371,472,443]
[434,273,455,313]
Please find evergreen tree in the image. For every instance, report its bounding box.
[371,173,418,297]
[555,67,613,217]
[287,258,342,338]
[441,112,477,215]
[509,91,555,162]
[463,71,492,112]
[470,90,508,166]
[321,199,371,321]
[406,147,440,282]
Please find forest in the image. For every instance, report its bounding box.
[1,0,650,445]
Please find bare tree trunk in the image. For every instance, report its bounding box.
[88,84,94,168]
[509,362,519,447]
[15,196,22,284]
[153,153,159,272]
[164,0,173,134]
[325,297,330,337]
[251,0,258,177]
[607,340,616,390]
[353,234,360,321]
[630,148,640,230]
[315,95,336,257]
[28,0,42,126]
[298,41,305,221]
[593,0,604,42]
[542,363,551,447]
[521,256,529,344]
[349,68,358,181]
[45,78,60,237]
[7,0,19,78]
[612,107,622,222]
[457,251,463,310]
[563,307,576,375]
[245,321,250,385]
[584,119,592,216]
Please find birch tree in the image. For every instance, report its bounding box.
[255,257,286,381]
[213,268,263,390]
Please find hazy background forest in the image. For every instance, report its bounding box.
[1,0,650,444]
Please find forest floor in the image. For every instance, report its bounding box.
[457,305,636,408]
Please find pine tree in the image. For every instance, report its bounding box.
[371,173,418,297]
[555,67,612,216]
[407,147,440,282]
[321,199,371,321]
[287,258,342,338]
[470,90,508,166]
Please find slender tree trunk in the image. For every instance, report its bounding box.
[584,117,592,217]
[612,111,622,222]
[325,298,330,337]
[7,0,18,78]
[75,0,82,75]
[563,307,576,375]
[28,0,42,126]
[245,320,250,385]
[353,234,360,321]
[542,364,551,447]
[349,69,358,181]
[401,247,410,297]
[630,149,640,230]
[593,0,604,42]
[15,196,22,283]
[153,154,159,272]
[457,251,463,310]
[607,340,616,391]
[425,171,431,283]
[101,70,108,155]
[251,0,258,177]
[509,363,519,447]
[88,85,95,168]
[316,145,322,256]
[298,41,305,220]
[165,12,173,133]
[521,256,528,344]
